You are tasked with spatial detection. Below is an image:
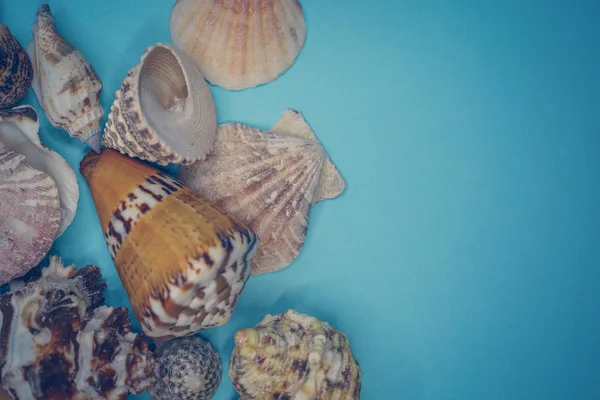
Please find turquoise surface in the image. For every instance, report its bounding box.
[2,0,600,399]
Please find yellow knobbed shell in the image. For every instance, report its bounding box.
[80,149,259,341]
[230,310,362,399]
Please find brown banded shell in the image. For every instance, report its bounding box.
[179,109,345,275]
[0,24,33,109]
[80,148,259,341]
[230,310,362,399]
[0,148,60,285]
[169,0,307,90]
[27,4,103,152]
[102,43,217,166]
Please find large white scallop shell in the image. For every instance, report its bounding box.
[102,43,217,165]
[27,4,103,152]
[179,109,345,275]
[169,0,307,90]
[0,149,60,285]
[0,105,79,237]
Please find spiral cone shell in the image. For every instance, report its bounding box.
[27,4,103,152]
[80,149,259,341]
[230,310,362,399]
[102,43,217,166]
[0,24,33,109]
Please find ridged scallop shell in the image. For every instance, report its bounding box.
[80,148,259,341]
[27,4,103,152]
[0,24,33,109]
[0,149,60,285]
[102,43,217,166]
[0,256,159,399]
[230,310,362,399]
[179,109,345,275]
[0,105,79,237]
[169,0,307,90]
[149,335,222,400]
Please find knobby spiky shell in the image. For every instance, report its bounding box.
[0,105,79,237]
[0,24,33,109]
[179,109,345,275]
[169,0,307,90]
[27,4,103,152]
[80,149,259,341]
[149,335,222,400]
[103,43,217,165]
[230,310,362,400]
[0,256,158,399]
[0,149,60,285]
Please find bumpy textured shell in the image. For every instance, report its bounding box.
[230,310,362,399]
[169,0,307,90]
[0,24,33,109]
[0,105,79,237]
[102,43,217,166]
[80,149,259,341]
[149,335,222,400]
[27,5,103,152]
[0,149,60,285]
[0,256,158,399]
[179,109,345,275]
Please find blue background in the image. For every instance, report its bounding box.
[2,0,599,399]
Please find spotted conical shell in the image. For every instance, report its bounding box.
[0,149,60,285]
[0,23,33,109]
[80,149,259,341]
[230,310,362,399]
[27,4,103,152]
[179,109,345,275]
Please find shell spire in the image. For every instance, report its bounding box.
[27,4,103,153]
[80,149,259,341]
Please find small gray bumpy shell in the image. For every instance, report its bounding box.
[0,24,33,109]
[150,335,222,400]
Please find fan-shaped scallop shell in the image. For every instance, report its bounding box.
[149,335,222,400]
[102,43,217,165]
[27,4,103,152]
[0,256,158,399]
[0,105,79,237]
[230,310,362,399]
[169,0,307,90]
[0,24,33,109]
[179,109,345,275]
[80,148,259,341]
[0,149,60,285]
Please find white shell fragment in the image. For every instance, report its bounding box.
[102,43,217,166]
[179,109,345,275]
[0,149,60,285]
[27,4,103,152]
[0,105,79,237]
[170,0,307,90]
[230,310,362,399]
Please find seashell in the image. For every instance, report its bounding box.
[0,256,159,399]
[79,148,259,341]
[0,149,60,286]
[229,310,362,399]
[26,4,103,152]
[102,43,217,166]
[179,109,345,275]
[0,24,33,109]
[0,105,79,237]
[169,0,307,90]
[149,335,222,400]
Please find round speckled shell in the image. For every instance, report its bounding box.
[0,24,33,109]
[229,310,362,400]
[169,0,306,90]
[80,148,259,341]
[102,43,217,166]
[149,335,222,400]
[0,149,60,285]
